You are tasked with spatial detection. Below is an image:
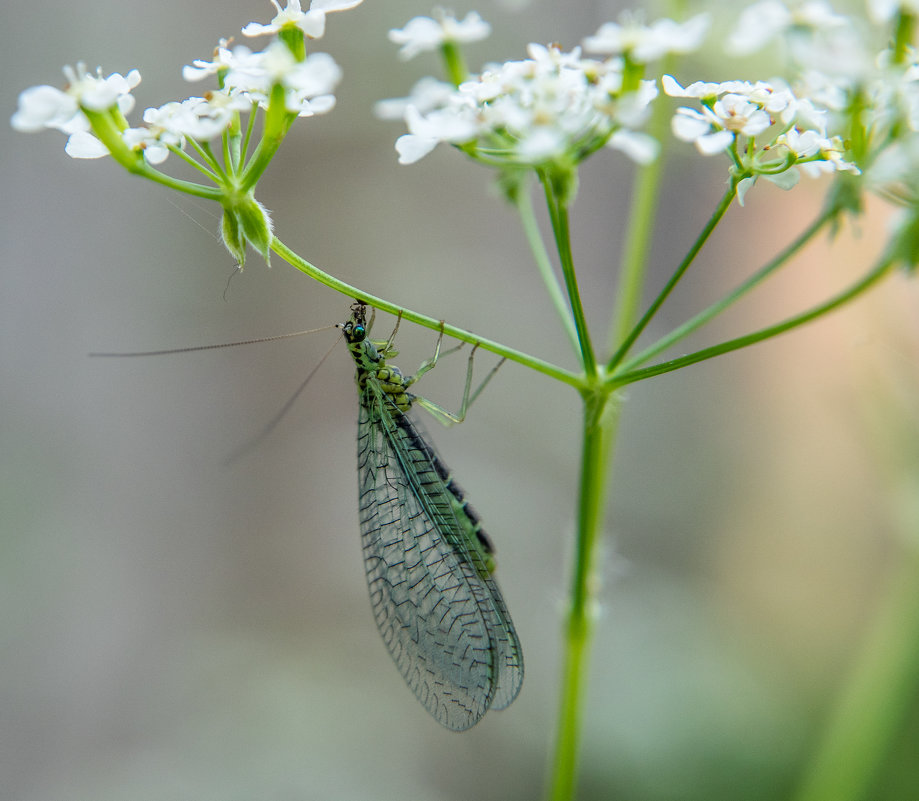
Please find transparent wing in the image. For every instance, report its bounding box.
[396,408,524,712]
[357,388,496,730]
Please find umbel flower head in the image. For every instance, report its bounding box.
[10,0,364,266]
[242,0,364,40]
[661,0,919,211]
[379,38,659,186]
[377,9,716,203]
[387,9,492,61]
[664,74,858,202]
[11,64,142,158]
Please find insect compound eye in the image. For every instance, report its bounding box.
[353,324,365,340]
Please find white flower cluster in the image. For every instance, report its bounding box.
[242,0,363,39]
[188,41,342,113]
[379,10,714,171]
[665,74,857,200]
[11,0,361,164]
[661,1,919,200]
[381,48,660,168]
[725,0,848,57]
[11,64,141,158]
[582,11,711,63]
[864,62,919,203]
[388,10,491,61]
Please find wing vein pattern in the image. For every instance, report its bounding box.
[357,380,523,730]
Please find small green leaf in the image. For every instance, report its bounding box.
[238,196,274,265]
[219,194,274,268]
[219,208,247,268]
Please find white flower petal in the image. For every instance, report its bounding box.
[607,129,659,164]
[310,0,364,11]
[695,129,735,154]
[867,0,901,23]
[297,10,327,38]
[763,168,800,189]
[517,127,566,160]
[11,85,78,131]
[389,17,445,60]
[241,22,276,36]
[663,75,725,99]
[140,141,171,164]
[661,74,687,97]
[395,133,439,163]
[443,11,491,44]
[671,108,712,141]
[725,1,791,55]
[80,71,137,111]
[736,176,756,205]
[389,11,489,61]
[64,130,109,158]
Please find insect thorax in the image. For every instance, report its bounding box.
[350,339,413,414]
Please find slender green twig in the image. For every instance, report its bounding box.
[515,186,581,356]
[127,166,224,200]
[440,40,469,86]
[239,103,260,167]
[548,105,675,801]
[549,388,617,801]
[223,125,236,174]
[541,179,599,376]
[170,143,223,182]
[271,236,582,387]
[617,205,837,373]
[608,68,674,356]
[189,139,227,181]
[611,256,894,387]
[607,183,737,371]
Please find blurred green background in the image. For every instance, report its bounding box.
[3,2,919,799]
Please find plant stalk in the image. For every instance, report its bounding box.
[549,388,618,801]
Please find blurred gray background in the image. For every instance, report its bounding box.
[3,1,919,800]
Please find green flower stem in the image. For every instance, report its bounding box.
[607,43,682,357]
[607,183,737,371]
[609,115,670,357]
[135,170,223,201]
[542,181,599,377]
[239,104,260,167]
[549,388,618,801]
[893,12,916,65]
[280,26,307,62]
[189,139,226,181]
[124,161,222,199]
[514,186,581,356]
[241,84,292,191]
[546,78,678,801]
[81,106,139,164]
[441,40,468,86]
[546,59,683,799]
[224,131,237,175]
[224,105,243,169]
[171,144,222,182]
[271,237,582,387]
[611,255,894,387]
[545,71,680,792]
[81,107,221,200]
[618,205,836,373]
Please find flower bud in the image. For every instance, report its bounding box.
[220,194,274,267]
